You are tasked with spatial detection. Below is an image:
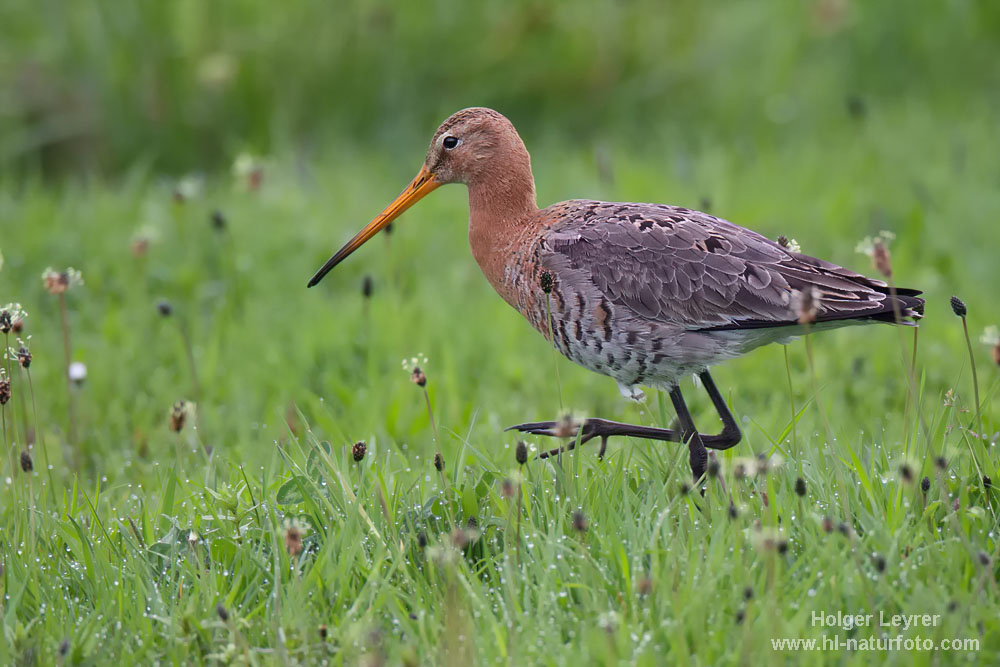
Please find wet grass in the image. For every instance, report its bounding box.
[1,100,1000,664]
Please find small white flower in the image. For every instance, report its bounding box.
[1,302,27,322]
[232,152,259,178]
[42,267,83,294]
[980,325,1000,347]
[9,337,32,368]
[197,52,238,89]
[68,362,87,383]
[790,286,821,324]
[730,457,757,479]
[401,354,428,373]
[598,611,620,633]
[757,452,783,473]
[750,526,785,553]
[426,543,459,566]
[777,236,801,253]
[281,516,311,537]
[1,303,25,336]
[855,230,895,258]
[175,174,203,200]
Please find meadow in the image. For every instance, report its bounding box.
[2,1,1000,665]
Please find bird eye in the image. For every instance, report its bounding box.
[442,136,460,150]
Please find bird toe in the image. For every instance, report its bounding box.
[506,421,557,433]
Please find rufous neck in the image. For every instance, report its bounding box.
[467,150,538,236]
[465,147,538,300]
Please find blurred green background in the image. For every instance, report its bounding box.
[3,0,999,176]
[3,2,1000,663]
[2,0,1000,466]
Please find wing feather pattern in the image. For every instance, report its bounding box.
[540,201,923,331]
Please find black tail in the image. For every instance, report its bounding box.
[701,286,924,332]
[862,287,924,326]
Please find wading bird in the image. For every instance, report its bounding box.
[308,108,923,480]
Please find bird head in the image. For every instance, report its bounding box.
[307,107,527,287]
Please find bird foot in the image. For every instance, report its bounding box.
[506,416,722,482]
[506,417,688,462]
[506,418,613,459]
[505,373,742,481]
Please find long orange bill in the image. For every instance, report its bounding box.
[307,165,442,287]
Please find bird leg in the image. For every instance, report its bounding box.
[506,370,742,479]
[697,369,742,449]
[668,385,707,481]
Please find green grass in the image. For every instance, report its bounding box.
[2,93,1000,664]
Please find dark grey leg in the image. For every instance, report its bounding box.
[507,369,743,477]
[697,370,741,450]
[669,385,708,481]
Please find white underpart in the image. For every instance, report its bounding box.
[617,381,646,402]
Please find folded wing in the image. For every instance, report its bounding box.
[540,201,923,331]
